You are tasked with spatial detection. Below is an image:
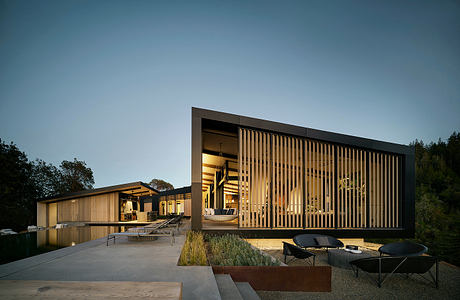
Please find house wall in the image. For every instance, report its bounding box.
[144,203,152,212]
[37,202,47,227]
[158,192,191,216]
[38,192,120,226]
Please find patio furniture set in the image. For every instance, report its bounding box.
[283,235,438,288]
[106,214,183,246]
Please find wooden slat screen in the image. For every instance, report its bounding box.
[337,147,366,228]
[305,140,335,228]
[368,152,399,228]
[238,127,401,229]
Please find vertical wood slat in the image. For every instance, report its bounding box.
[374,152,377,227]
[321,143,325,228]
[250,130,254,227]
[360,150,364,227]
[354,149,357,228]
[382,154,388,227]
[263,132,266,228]
[254,131,261,227]
[391,155,394,228]
[379,153,383,228]
[332,145,335,228]
[277,135,280,227]
[327,145,330,228]
[283,136,287,228]
[272,134,276,228]
[364,150,367,227]
[242,129,246,227]
[238,128,243,226]
[338,147,342,227]
[299,139,303,228]
[396,156,399,227]
[272,133,275,228]
[288,137,291,228]
[314,142,318,228]
[345,147,349,228]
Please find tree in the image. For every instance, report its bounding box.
[0,138,95,231]
[0,139,37,231]
[58,158,94,193]
[30,159,62,198]
[149,178,174,191]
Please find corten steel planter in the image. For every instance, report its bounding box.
[212,266,331,292]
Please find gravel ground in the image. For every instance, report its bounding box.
[258,249,460,300]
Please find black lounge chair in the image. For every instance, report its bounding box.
[350,255,438,288]
[282,242,316,265]
[379,241,428,257]
[293,234,344,249]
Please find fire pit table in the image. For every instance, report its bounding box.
[327,248,373,269]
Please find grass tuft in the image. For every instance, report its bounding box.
[178,231,207,266]
[207,234,280,266]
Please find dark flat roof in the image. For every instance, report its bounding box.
[157,186,191,196]
[192,107,414,155]
[144,186,192,203]
[38,181,159,203]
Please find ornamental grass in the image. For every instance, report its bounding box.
[178,231,207,266]
[207,234,279,266]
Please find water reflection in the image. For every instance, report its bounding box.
[36,226,121,248]
[1,226,124,265]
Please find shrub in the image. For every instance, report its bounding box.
[207,234,279,266]
[178,231,207,266]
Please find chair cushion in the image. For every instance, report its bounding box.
[315,236,331,247]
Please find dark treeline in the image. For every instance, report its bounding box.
[412,132,460,265]
[0,139,94,232]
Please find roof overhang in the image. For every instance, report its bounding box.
[38,181,159,204]
[193,107,414,155]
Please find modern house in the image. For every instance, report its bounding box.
[37,182,158,227]
[150,186,192,217]
[191,108,415,237]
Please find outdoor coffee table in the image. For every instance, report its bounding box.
[327,249,373,269]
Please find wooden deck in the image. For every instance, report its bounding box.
[0,280,182,299]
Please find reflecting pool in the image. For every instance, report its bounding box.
[0,226,132,265]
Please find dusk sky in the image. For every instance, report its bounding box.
[1,0,459,188]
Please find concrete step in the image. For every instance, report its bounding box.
[215,274,244,300]
[235,282,261,300]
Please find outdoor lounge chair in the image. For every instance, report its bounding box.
[378,241,428,257]
[107,218,177,246]
[293,234,344,249]
[282,242,316,265]
[349,255,438,288]
[107,230,175,246]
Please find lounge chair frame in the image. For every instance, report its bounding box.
[283,242,316,266]
[107,230,175,246]
[106,217,182,246]
[350,256,439,288]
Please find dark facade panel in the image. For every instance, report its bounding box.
[191,107,415,237]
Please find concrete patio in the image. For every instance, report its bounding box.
[0,225,221,300]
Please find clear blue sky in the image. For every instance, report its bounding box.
[1,0,459,188]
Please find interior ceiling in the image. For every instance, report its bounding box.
[202,131,238,157]
[121,185,156,197]
[202,153,238,194]
[201,121,239,194]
